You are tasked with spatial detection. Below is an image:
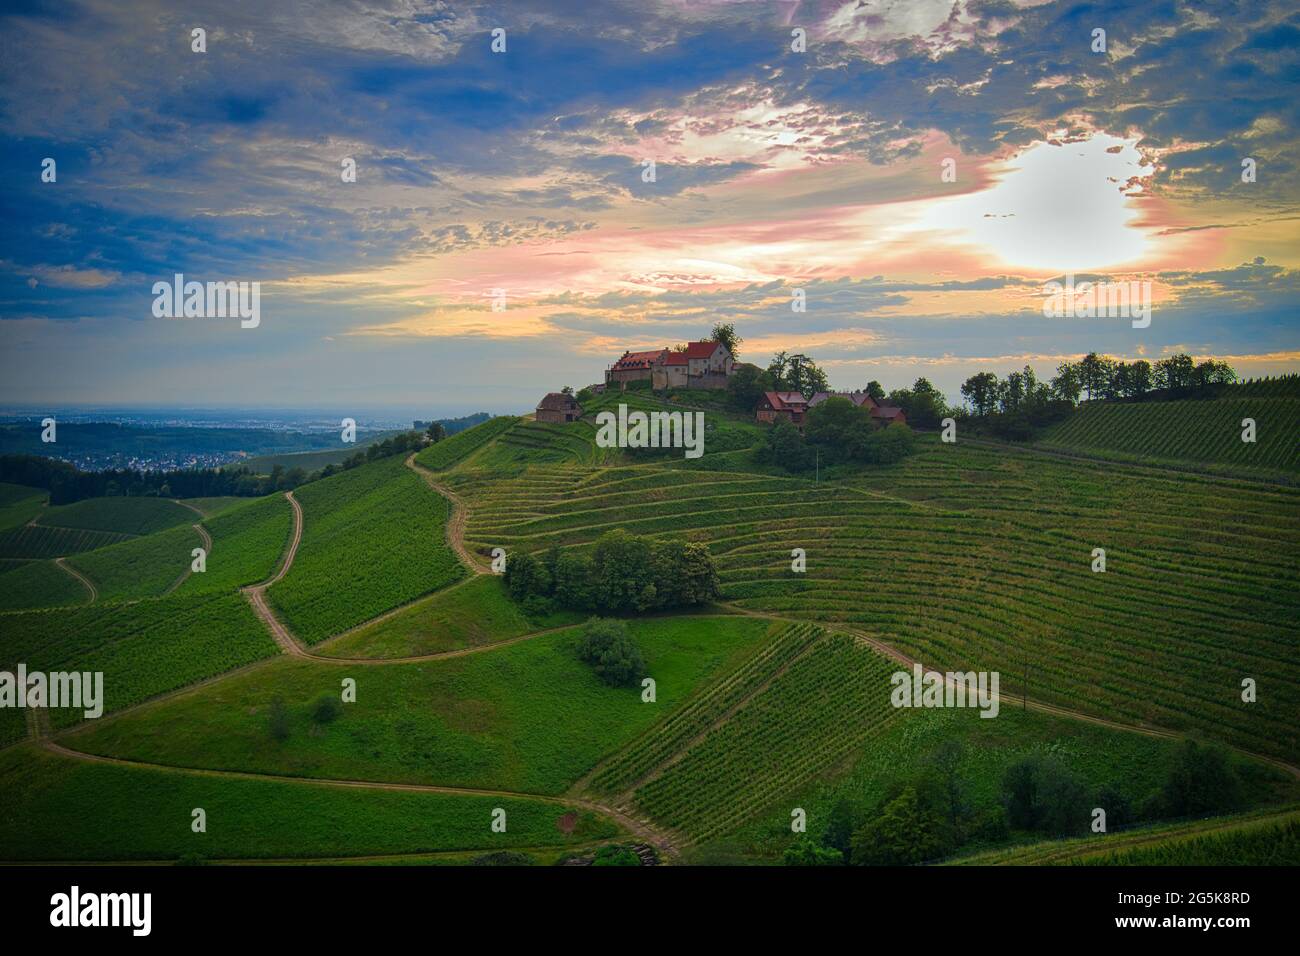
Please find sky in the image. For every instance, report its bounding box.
[1,0,1297,415]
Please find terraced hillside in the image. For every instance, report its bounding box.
[414,415,518,471]
[42,496,195,535]
[455,437,1300,764]
[1039,396,1300,475]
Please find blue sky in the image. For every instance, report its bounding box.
[1,0,1297,414]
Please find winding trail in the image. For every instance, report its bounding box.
[405,453,487,574]
[240,491,306,657]
[53,557,96,604]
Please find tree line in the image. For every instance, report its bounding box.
[0,429,434,505]
[784,738,1246,866]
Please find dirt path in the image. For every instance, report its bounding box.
[53,557,97,604]
[163,523,213,596]
[405,453,487,574]
[240,492,306,657]
[171,499,207,518]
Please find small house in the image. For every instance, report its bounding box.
[755,391,810,426]
[536,392,583,424]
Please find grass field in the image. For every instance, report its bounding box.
[0,744,617,861]
[318,574,585,659]
[454,435,1300,764]
[0,482,46,529]
[0,558,93,611]
[0,522,132,558]
[414,416,519,471]
[266,456,465,643]
[0,592,278,729]
[65,616,769,795]
[1039,396,1300,476]
[64,523,202,602]
[42,496,195,535]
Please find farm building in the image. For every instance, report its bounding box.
[535,392,583,424]
[755,391,810,426]
[871,405,907,427]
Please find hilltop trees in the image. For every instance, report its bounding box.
[710,322,742,359]
[767,351,829,396]
[887,377,949,429]
[503,530,721,615]
[757,398,915,473]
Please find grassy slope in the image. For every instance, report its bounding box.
[457,437,1300,764]
[0,482,46,529]
[266,456,464,644]
[946,805,1300,866]
[414,416,519,471]
[42,496,194,535]
[174,493,292,596]
[66,616,768,795]
[710,704,1293,861]
[0,744,616,861]
[1039,396,1300,476]
[0,593,278,730]
[0,558,91,612]
[0,523,132,558]
[319,574,585,659]
[64,523,201,601]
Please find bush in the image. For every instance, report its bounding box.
[1160,740,1243,817]
[592,845,641,866]
[311,694,343,725]
[577,617,646,688]
[783,839,844,866]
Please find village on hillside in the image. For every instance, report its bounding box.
[533,333,908,430]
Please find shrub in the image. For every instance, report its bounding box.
[783,839,844,866]
[311,694,343,725]
[592,844,641,866]
[577,618,646,688]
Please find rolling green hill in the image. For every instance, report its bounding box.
[266,455,465,643]
[42,496,195,535]
[414,415,519,471]
[1039,396,1300,476]
[0,482,46,530]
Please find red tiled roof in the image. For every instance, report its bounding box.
[871,405,905,419]
[763,391,809,410]
[611,348,667,370]
[681,340,722,359]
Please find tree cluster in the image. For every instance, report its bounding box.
[756,398,916,473]
[503,530,721,616]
